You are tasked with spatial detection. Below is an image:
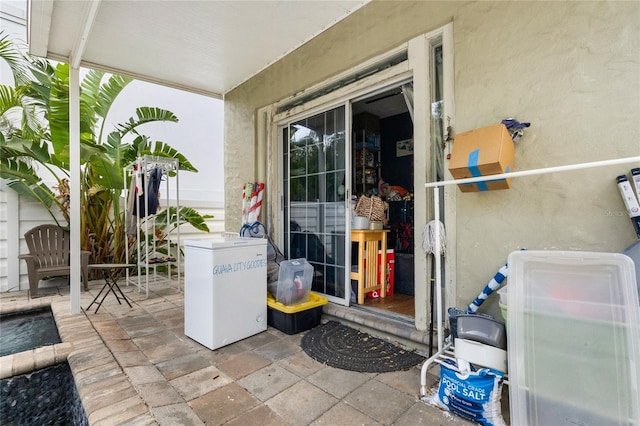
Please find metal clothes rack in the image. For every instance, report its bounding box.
[419,155,640,397]
[124,155,181,297]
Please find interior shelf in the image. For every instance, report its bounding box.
[353,128,381,196]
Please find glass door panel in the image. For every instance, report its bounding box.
[283,106,348,304]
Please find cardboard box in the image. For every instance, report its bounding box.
[448,124,514,192]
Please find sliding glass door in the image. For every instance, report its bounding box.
[282,106,349,305]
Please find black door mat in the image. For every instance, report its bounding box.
[301,321,425,373]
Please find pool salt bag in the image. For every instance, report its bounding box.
[437,362,506,426]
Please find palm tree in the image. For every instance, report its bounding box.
[0,31,210,265]
[0,33,67,221]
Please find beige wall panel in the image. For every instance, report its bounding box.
[452,1,639,316]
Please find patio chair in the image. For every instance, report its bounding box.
[18,224,90,297]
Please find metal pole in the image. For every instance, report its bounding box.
[425,156,640,188]
[434,186,443,353]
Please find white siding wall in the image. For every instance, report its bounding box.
[0,190,225,292]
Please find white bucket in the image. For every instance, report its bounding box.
[352,216,370,230]
[455,338,508,373]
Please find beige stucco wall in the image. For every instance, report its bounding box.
[224,1,640,319]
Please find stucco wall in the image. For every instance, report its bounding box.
[224,1,640,316]
[451,1,639,316]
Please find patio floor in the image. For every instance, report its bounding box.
[0,278,481,425]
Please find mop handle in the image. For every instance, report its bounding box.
[467,264,509,313]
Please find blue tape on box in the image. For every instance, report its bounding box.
[467,149,488,191]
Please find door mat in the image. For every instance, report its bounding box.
[301,321,425,372]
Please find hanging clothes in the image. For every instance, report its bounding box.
[133,167,162,217]
[125,168,138,236]
[146,167,162,215]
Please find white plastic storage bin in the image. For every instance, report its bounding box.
[507,250,640,426]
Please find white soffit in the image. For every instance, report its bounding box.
[28,0,369,98]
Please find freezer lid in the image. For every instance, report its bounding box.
[184,237,267,250]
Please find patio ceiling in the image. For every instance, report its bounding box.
[28,0,368,98]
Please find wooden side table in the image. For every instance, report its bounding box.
[351,229,388,304]
[86,264,135,313]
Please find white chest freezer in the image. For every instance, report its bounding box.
[184,237,268,350]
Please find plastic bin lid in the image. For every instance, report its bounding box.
[267,292,328,313]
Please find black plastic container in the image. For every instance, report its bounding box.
[266,293,327,335]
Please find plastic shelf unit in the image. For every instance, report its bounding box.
[124,155,181,297]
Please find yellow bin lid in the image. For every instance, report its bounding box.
[267,292,328,314]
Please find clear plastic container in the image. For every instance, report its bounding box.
[273,258,314,306]
[507,250,640,426]
[497,285,508,305]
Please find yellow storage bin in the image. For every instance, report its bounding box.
[267,292,328,334]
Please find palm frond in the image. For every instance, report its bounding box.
[0,85,21,116]
[80,139,108,163]
[155,206,212,232]
[6,180,57,208]
[27,60,53,109]
[86,159,125,191]
[0,156,39,181]
[48,63,70,168]
[0,158,58,209]
[79,70,105,135]
[96,74,131,120]
[22,139,53,164]
[116,107,179,136]
[20,96,47,141]
[1,135,49,164]
[105,130,126,164]
[80,69,105,105]
[0,32,32,86]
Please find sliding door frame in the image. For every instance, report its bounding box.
[260,23,456,326]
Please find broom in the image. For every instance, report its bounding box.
[423,220,446,356]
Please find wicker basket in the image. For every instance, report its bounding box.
[355,195,388,224]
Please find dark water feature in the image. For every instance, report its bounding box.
[0,362,88,425]
[0,308,61,357]
[0,308,88,425]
